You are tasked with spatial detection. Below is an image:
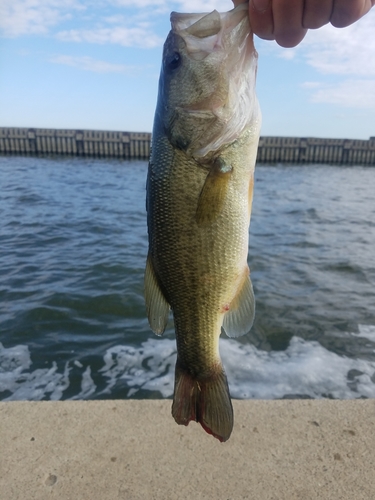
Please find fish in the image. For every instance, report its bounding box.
[144,3,261,442]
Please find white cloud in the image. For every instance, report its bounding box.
[301,81,322,89]
[0,0,85,37]
[305,79,375,110]
[300,9,375,110]
[58,0,232,48]
[56,26,162,48]
[303,8,375,77]
[278,48,296,60]
[103,14,128,24]
[50,55,141,73]
[172,0,230,12]
[111,0,167,6]
[277,9,375,112]
[113,0,231,10]
[0,0,235,46]
[257,7,375,78]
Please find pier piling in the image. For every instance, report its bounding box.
[0,128,374,164]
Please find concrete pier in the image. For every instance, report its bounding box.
[1,400,375,499]
[257,136,375,165]
[0,128,150,160]
[1,127,375,164]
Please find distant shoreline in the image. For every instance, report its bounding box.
[1,127,374,165]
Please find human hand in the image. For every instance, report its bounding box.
[233,0,375,47]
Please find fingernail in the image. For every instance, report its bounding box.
[252,0,270,13]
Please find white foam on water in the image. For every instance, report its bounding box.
[225,335,375,399]
[0,343,71,401]
[354,324,375,343]
[1,326,375,401]
[70,366,97,400]
[98,339,176,397]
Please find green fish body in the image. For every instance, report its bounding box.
[145,4,261,442]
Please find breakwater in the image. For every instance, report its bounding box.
[1,127,375,165]
[0,128,150,160]
[257,136,375,165]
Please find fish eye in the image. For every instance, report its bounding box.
[167,52,181,71]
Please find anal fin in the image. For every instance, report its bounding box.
[144,254,170,335]
[222,268,255,338]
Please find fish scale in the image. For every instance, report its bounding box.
[145,4,261,442]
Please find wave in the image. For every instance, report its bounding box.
[1,325,375,401]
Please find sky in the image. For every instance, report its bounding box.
[0,0,374,140]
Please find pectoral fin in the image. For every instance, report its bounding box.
[144,255,170,335]
[196,157,232,226]
[222,269,255,338]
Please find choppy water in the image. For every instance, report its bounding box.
[1,156,375,401]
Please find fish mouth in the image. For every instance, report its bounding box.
[170,4,255,63]
[162,3,260,159]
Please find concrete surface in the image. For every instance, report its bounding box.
[1,400,374,499]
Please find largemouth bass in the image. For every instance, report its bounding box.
[145,3,261,442]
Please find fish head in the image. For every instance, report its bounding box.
[156,4,260,159]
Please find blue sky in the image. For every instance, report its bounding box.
[1,0,374,139]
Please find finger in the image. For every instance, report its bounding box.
[248,0,275,41]
[272,0,307,47]
[302,0,334,29]
[331,0,375,28]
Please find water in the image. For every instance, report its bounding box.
[1,156,375,401]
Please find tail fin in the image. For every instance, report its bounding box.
[171,361,233,442]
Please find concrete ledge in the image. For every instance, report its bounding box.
[1,400,375,499]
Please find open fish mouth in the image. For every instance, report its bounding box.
[160,4,260,159]
[170,5,255,67]
[170,4,253,57]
